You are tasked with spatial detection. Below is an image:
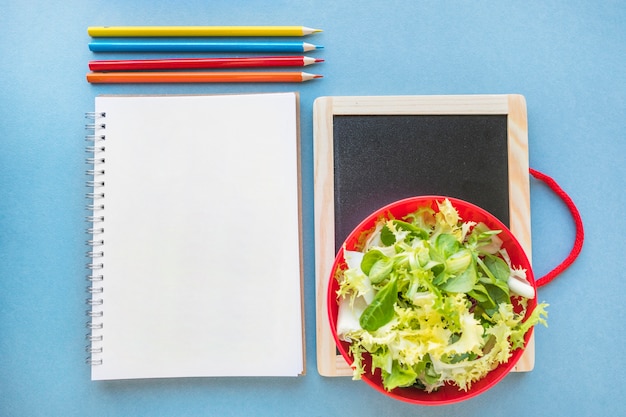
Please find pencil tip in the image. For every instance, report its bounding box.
[315,58,325,63]
[303,27,323,35]
[314,74,323,79]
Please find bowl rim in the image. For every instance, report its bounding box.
[326,195,537,405]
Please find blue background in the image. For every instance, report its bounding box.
[1,1,624,416]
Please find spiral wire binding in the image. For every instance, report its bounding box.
[85,111,105,366]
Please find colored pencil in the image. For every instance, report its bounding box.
[88,40,323,53]
[88,56,323,71]
[88,26,322,37]
[86,71,323,84]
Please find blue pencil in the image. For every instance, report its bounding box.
[88,40,323,53]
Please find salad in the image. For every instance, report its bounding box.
[334,198,548,392]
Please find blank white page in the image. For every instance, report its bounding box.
[89,93,303,380]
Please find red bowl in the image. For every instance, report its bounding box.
[327,196,537,405]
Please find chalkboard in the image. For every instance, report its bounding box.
[313,95,532,377]
[333,114,509,251]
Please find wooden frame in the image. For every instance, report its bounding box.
[313,94,532,377]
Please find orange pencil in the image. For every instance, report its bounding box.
[86,71,322,83]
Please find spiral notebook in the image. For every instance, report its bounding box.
[85,93,305,380]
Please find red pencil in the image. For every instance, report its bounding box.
[88,56,323,71]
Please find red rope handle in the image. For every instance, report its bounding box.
[529,168,585,287]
